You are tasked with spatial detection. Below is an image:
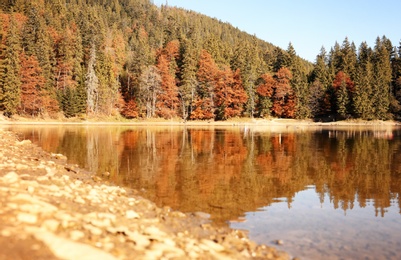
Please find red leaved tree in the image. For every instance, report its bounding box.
[19,53,45,116]
[214,67,247,120]
[156,53,179,118]
[156,40,180,119]
[256,73,275,117]
[272,67,294,118]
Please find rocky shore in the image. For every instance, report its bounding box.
[0,128,289,260]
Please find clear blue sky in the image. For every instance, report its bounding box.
[152,0,401,62]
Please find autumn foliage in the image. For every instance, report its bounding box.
[256,68,296,118]
[0,1,399,121]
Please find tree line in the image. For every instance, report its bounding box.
[0,0,400,121]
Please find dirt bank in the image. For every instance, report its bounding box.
[0,128,290,260]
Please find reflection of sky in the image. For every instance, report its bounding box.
[230,188,401,260]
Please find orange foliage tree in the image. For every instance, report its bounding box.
[19,53,45,116]
[156,40,180,119]
[214,67,247,120]
[256,73,275,117]
[272,67,295,118]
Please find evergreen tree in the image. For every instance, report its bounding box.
[230,38,262,117]
[286,43,310,118]
[309,47,331,118]
[372,37,392,119]
[353,42,374,119]
[0,14,21,117]
[332,71,354,119]
[340,37,357,80]
[178,37,198,120]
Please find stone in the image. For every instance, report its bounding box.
[74,196,86,204]
[2,171,19,183]
[30,229,117,260]
[27,186,35,194]
[200,239,226,252]
[42,219,60,232]
[125,210,140,219]
[83,224,103,236]
[70,230,85,241]
[15,140,31,146]
[126,231,151,249]
[17,212,38,224]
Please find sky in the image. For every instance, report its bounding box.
[152,0,401,62]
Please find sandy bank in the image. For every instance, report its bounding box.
[0,129,289,260]
[1,115,400,127]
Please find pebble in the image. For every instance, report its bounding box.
[125,210,140,219]
[70,230,85,241]
[2,171,19,183]
[17,212,38,224]
[83,224,103,236]
[74,196,86,204]
[27,186,35,194]
[42,219,60,232]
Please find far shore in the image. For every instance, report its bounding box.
[1,115,400,128]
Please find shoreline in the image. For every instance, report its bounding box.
[0,128,290,259]
[1,116,400,127]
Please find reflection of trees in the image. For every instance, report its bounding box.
[10,126,401,225]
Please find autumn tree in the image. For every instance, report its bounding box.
[214,67,247,120]
[19,53,45,116]
[256,73,275,117]
[272,68,294,118]
[156,40,180,119]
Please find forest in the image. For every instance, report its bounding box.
[1,0,401,121]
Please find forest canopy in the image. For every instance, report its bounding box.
[0,0,400,121]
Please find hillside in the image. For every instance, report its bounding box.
[0,0,400,121]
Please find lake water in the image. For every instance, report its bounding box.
[7,124,401,259]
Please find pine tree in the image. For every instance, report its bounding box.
[372,37,392,119]
[178,37,198,120]
[353,42,374,119]
[332,71,354,119]
[1,14,21,117]
[309,47,331,118]
[230,38,261,117]
[340,37,357,80]
[286,43,310,118]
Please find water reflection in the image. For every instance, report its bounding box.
[8,125,401,223]
[8,125,401,258]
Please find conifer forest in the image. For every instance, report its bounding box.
[1,0,401,121]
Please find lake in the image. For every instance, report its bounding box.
[7,124,401,259]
